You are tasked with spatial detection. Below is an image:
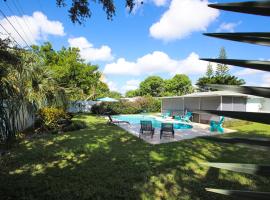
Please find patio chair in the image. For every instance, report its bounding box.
[107,115,130,125]
[140,120,155,138]
[181,112,193,123]
[210,116,225,133]
[160,123,174,139]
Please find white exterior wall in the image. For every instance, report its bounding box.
[161,98,184,114]
[246,98,262,112]
[261,98,270,112]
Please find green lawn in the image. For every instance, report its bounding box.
[1,115,270,200]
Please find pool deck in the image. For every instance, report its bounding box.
[114,121,236,145]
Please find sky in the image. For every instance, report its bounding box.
[0,0,269,94]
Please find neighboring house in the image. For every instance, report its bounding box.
[161,91,270,124]
[68,100,96,113]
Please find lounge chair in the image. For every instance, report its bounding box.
[160,123,174,139]
[210,116,225,133]
[140,120,155,138]
[108,115,130,125]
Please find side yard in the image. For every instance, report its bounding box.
[0,114,270,200]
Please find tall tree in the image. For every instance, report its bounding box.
[206,62,214,78]
[216,47,229,76]
[196,47,245,91]
[139,76,164,97]
[196,75,245,91]
[164,74,193,96]
[32,43,103,101]
[108,91,122,99]
[125,89,140,97]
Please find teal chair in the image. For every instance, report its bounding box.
[181,112,192,123]
[161,111,171,118]
[174,115,182,120]
[210,116,225,133]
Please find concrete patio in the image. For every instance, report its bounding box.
[116,122,236,144]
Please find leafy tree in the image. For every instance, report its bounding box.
[5,0,143,24]
[164,74,193,96]
[33,42,103,101]
[0,39,67,142]
[196,47,245,90]
[94,81,110,99]
[53,0,142,24]
[196,75,245,91]
[125,89,140,97]
[216,47,229,76]
[139,76,164,97]
[206,62,214,78]
[108,91,122,99]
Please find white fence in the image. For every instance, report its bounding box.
[68,101,96,113]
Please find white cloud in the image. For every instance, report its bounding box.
[261,74,270,87]
[102,78,141,94]
[104,51,209,76]
[107,81,118,91]
[131,0,168,14]
[234,68,264,76]
[149,0,219,41]
[152,0,169,6]
[102,77,118,91]
[121,79,141,93]
[216,21,241,32]
[68,37,114,62]
[0,11,65,46]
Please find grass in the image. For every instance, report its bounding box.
[1,114,270,200]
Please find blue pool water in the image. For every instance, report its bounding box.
[112,114,192,130]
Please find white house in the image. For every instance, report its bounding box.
[161,91,270,123]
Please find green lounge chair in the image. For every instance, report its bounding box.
[108,115,130,125]
[140,120,155,138]
[210,116,225,133]
[160,123,174,139]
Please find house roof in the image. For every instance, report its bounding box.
[161,91,261,99]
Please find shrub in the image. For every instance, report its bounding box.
[91,96,161,115]
[91,101,141,115]
[62,120,87,132]
[38,107,69,130]
[135,96,161,113]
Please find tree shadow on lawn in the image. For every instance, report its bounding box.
[1,117,270,200]
[200,136,270,151]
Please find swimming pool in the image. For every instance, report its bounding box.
[112,114,193,130]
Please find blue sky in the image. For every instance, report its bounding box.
[0,0,269,94]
